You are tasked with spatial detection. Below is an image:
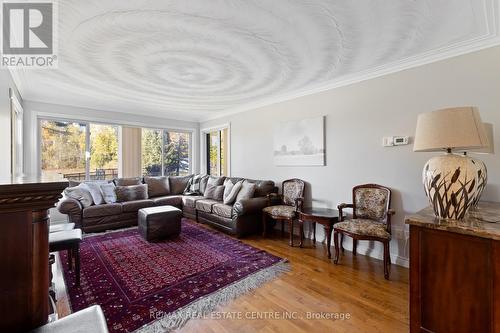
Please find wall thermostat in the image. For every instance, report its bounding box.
[383,136,409,147]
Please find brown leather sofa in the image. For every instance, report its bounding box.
[57,175,277,238]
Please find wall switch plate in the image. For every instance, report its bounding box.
[383,137,394,147]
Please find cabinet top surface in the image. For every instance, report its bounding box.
[0,174,68,187]
[405,202,500,240]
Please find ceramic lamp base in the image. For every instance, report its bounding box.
[422,153,480,220]
[471,158,487,207]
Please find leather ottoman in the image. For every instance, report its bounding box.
[138,205,182,241]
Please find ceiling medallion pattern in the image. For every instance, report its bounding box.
[11,0,498,121]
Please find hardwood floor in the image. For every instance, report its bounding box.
[54,228,409,333]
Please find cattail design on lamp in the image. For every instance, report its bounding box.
[414,107,489,220]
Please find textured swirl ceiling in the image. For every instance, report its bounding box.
[10,0,500,121]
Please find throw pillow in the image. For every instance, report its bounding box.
[204,184,225,201]
[144,176,169,197]
[64,184,93,208]
[223,180,243,205]
[100,183,117,204]
[116,184,149,202]
[213,185,225,201]
[84,181,107,205]
[236,182,257,202]
[184,174,206,194]
[114,177,142,186]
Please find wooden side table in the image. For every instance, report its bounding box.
[298,207,342,259]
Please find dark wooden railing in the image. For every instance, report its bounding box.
[63,168,118,181]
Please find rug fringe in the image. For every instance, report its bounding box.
[135,259,290,333]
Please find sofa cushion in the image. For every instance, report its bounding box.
[236,182,256,202]
[100,183,117,203]
[204,184,225,200]
[64,184,93,208]
[244,179,275,197]
[83,203,122,218]
[152,195,183,207]
[122,199,155,213]
[182,195,204,208]
[223,180,243,205]
[196,199,220,213]
[144,176,169,197]
[200,176,225,195]
[114,177,142,186]
[116,184,148,202]
[168,175,193,195]
[212,203,233,219]
[184,174,207,194]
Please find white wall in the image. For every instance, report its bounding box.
[201,46,500,266]
[23,101,200,176]
[0,70,22,178]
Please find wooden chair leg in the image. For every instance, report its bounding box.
[288,219,294,247]
[353,239,358,256]
[340,233,344,253]
[313,222,316,244]
[262,214,267,237]
[67,249,73,271]
[333,231,340,264]
[75,245,81,286]
[383,241,390,280]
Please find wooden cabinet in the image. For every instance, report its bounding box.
[0,177,67,332]
[406,203,500,333]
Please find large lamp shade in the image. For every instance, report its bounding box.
[413,107,489,220]
[413,107,488,152]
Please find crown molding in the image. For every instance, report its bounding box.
[200,36,500,123]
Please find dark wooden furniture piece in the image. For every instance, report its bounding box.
[0,175,68,332]
[334,184,395,279]
[406,202,500,333]
[49,229,82,286]
[298,207,342,258]
[262,178,305,246]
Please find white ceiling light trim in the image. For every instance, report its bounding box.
[9,0,500,122]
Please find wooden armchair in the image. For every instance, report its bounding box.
[333,184,395,279]
[262,178,305,246]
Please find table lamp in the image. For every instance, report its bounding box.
[413,107,489,220]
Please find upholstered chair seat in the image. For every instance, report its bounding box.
[262,205,296,219]
[262,178,305,246]
[334,219,391,239]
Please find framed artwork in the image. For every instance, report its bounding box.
[273,116,325,166]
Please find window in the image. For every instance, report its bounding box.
[89,124,119,180]
[206,128,228,176]
[41,120,87,180]
[40,120,119,181]
[141,128,162,176]
[141,128,192,177]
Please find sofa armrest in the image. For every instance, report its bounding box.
[233,197,269,217]
[57,198,83,227]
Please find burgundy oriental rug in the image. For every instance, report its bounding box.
[60,219,287,333]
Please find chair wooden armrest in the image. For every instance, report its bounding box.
[337,203,353,222]
[295,197,305,212]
